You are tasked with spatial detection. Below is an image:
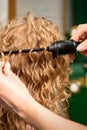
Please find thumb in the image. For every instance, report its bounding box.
[3,62,12,75]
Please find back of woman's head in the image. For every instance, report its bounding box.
[0,12,71,130]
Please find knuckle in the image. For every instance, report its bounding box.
[78,24,83,29]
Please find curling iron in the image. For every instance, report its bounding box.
[47,39,79,58]
[0,40,79,58]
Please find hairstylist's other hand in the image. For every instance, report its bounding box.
[71,23,87,56]
[0,61,31,113]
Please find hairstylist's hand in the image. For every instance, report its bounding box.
[0,61,31,113]
[71,23,87,56]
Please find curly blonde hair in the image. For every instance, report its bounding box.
[0,13,71,130]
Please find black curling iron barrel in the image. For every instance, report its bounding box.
[47,40,79,58]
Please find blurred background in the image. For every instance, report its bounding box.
[0,0,87,126]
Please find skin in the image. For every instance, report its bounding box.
[0,23,87,130]
[0,61,86,130]
[71,23,87,55]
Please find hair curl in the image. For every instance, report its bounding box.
[0,12,71,130]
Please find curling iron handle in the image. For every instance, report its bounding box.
[47,40,80,58]
[56,40,78,55]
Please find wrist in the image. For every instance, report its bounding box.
[17,94,43,129]
[16,94,36,121]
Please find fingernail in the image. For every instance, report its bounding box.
[77,45,84,51]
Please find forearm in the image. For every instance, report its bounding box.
[17,95,87,130]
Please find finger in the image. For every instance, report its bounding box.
[69,54,75,63]
[80,51,87,56]
[71,30,86,42]
[76,39,87,52]
[71,24,87,42]
[3,62,14,76]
